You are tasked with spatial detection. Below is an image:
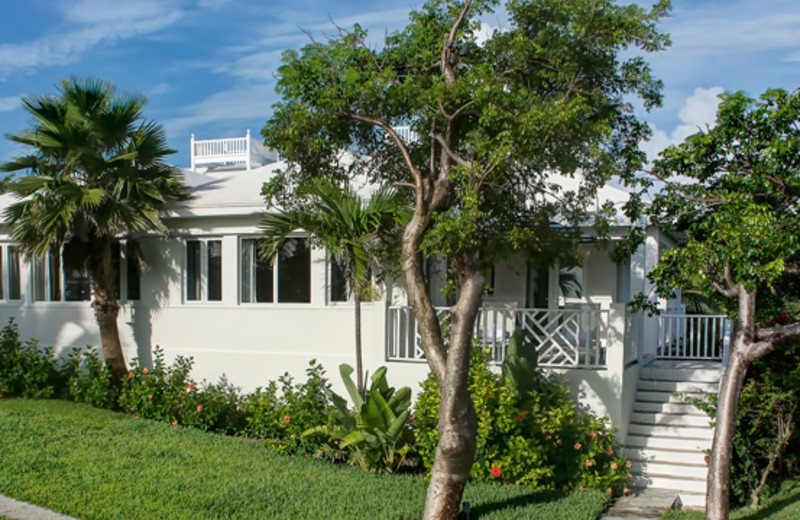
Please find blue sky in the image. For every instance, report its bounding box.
[1,0,800,168]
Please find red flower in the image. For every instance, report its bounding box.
[130,407,136,412]
[490,466,502,478]
[196,405,203,412]
[516,411,527,422]
[283,415,291,424]
[128,372,135,378]
[574,443,582,450]
[585,459,593,467]
[171,420,178,425]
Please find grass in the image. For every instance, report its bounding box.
[660,482,800,520]
[0,399,609,520]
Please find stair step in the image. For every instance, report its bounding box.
[629,411,713,427]
[631,460,708,479]
[633,401,708,414]
[628,423,714,439]
[640,365,721,383]
[676,492,706,508]
[624,447,708,466]
[637,380,719,394]
[632,474,707,494]
[625,434,712,451]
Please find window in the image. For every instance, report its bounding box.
[0,245,21,301]
[185,239,222,302]
[241,237,310,303]
[329,255,348,302]
[31,240,138,302]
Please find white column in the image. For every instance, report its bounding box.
[190,134,196,171]
[246,129,252,171]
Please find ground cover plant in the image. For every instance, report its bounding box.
[659,480,800,520]
[0,399,611,520]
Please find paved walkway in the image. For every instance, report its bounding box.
[0,495,79,520]
[601,487,682,519]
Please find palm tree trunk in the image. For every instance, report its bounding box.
[354,290,364,395]
[91,237,127,384]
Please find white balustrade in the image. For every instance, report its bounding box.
[386,305,610,368]
[656,313,731,360]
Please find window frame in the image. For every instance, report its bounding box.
[183,237,223,304]
[0,244,22,303]
[239,235,311,305]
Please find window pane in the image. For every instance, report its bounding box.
[559,265,583,300]
[330,255,348,302]
[34,255,46,301]
[7,247,20,300]
[278,238,310,303]
[207,240,222,301]
[63,241,90,301]
[186,241,201,301]
[127,242,141,301]
[49,250,61,301]
[241,239,272,303]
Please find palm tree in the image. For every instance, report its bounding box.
[1,77,188,383]
[261,177,407,395]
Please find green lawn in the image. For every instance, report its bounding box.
[660,484,800,520]
[0,399,609,520]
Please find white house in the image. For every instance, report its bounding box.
[0,131,729,507]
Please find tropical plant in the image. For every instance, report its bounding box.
[261,0,669,515]
[260,177,407,395]
[305,364,416,472]
[624,88,800,520]
[0,77,188,382]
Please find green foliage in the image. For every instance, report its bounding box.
[660,480,800,520]
[416,346,630,493]
[306,364,416,473]
[0,399,611,520]
[685,346,800,508]
[0,320,62,399]
[62,346,115,408]
[240,360,334,455]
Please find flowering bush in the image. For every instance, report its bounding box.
[238,360,333,455]
[415,345,630,495]
[0,319,63,399]
[62,346,115,408]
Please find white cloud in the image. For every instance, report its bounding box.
[642,87,724,161]
[161,83,276,138]
[147,83,172,97]
[0,96,20,113]
[0,1,185,80]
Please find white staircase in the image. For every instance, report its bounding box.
[624,361,721,509]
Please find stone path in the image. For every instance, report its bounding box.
[601,487,682,519]
[0,495,79,520]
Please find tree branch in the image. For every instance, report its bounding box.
[440,0,472,86]
[430,132,470,168]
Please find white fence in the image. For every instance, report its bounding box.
[387,305,609,368]
[656,313,732,360]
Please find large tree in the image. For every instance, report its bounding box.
[632,88,800,520]
[260,177,407,395]
[1,77,188,383]
[262,1,669,517]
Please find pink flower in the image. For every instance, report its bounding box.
[607,488,612,494]
[235,405,241,411]
[546,435,552,440]
[187,384,195,391]
[607,449,614,456]
[574,443,582,450]
[196,405,203,412]
[563,376,569,382]
[556,439,562,445]
[480,411,486,417]
[579,486,586,492]
[130,407,136,412]
[73,382,78,386]
[516,411,528,422]
[626,460,632,468]
[490,466,502,478]
[128,372,135,378]
[212,397,218,402]
[142,368,148,374]
[180,395,185,400]
[610,462,618,470]
[171,420,178,425]
[141,381,146,386]
[624,488,630,494]
[590,431,597,439]
[283,415,291,424]
[148,394,153,400]
[586,459,593,467]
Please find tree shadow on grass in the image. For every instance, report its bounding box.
[465,489,566,519]
[734,484,800,520]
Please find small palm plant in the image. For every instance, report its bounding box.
[1,77,188,383]
[260,177,408,395]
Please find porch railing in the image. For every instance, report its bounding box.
[656,313,732,360]
[387,305,609,368]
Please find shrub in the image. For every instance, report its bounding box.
[0,319,63,399]
[239,360,333,455]
[305,364,416,472]
[415,344,630,494]
[62,346,116,408]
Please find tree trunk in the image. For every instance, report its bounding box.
[354,290,364,396]
[422,254,484,520]
[705,343,748,520]
[90,236,127,385]
[706,287,755,520]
